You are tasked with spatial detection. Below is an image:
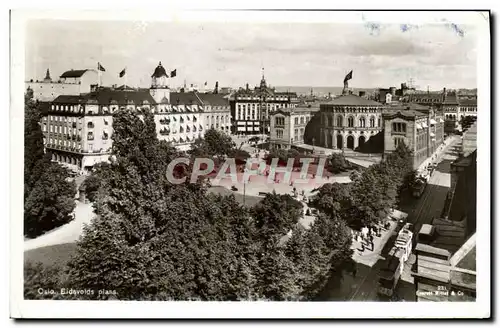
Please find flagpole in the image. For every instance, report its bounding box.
[125,67,128,88]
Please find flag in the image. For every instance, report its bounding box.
[344,70,353,83]
[170,69,177,77]
[97,62,106,72]
[119,68,126,78]
[204,81,207,86]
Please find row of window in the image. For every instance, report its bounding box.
[327,115,380,128]
[294,116,310,125]
[275,117,285,126]
[392,122,407,133]
[47,138,82,149]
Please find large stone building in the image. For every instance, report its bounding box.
[382,103,445,170]
[229,70,298,135]
[269,107,320,150]
[318,93,384,150]
[44,62,231,172]
[26,68,99,102]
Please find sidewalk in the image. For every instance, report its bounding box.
[417,136,459,173]
[351,219,398,267]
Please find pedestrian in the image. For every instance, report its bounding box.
[352,264,357,278]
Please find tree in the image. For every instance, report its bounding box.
[252,192,303,238]
[309,183,352,218]
[63,108,354,301]
[327,153,351,174]
[81,163,111,203]
[189,128,236,160]
[24,88,48,196]
[24,163,77,238]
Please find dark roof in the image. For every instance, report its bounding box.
[197,93,229,106]
[151,62,168,78]
[459,97,477,106]
[60,69,90,78]
[169,92,202,106]
[53,89,156,106]
[323,94,382,106]
[382,105,428,118]
[52,95,83,104]
[443,93,459,105]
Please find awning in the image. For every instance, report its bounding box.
[439,118,444,123]
[430,132,436,137]
[421,122,428,128]
[430,119,437,125]
[416,123,422,130]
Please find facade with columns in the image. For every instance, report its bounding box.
[229,70,299,135]
[319,94,384,150]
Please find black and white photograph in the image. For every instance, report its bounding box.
[9,8,491,319]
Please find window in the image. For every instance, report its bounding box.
[275,117,285,126]
[336,115,343,127]
[370,116,375,128]
[300,117,304,125]
[328,116,333,127]
[294,129,298,139]
[276,129,284,139]
[88,143,93,152]
[392,122,407,133]
[50,125,53,132]
[394,137,405,148]
[348,116,354,127]
[359,117,366,128]
[378,118,381,127]
[87,122,94,129]
[87,132,94,140]
[104,118,109,125]
[295,117,299,125]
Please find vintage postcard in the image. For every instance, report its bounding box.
[10,9,490,319]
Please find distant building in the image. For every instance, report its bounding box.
[318,93,384,150]
[229,69,298,135]
[43,62,231,171]
[26,68,99,102]
[382,103,445,170]
[269,106,320,150]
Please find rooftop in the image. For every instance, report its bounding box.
[322,94,383,106]
[60,69,91,78]
[197,93,229,106]
[53,88,156,106]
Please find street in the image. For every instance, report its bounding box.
[319,137,461,302]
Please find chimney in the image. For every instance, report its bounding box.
[390,87,396,96]
[246,83,249,91]
[214,81,219,94]
[442,87,447,102]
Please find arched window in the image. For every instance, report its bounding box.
[336,115,343,127]
[370,116,375,127]
[348,116,354,127]
[300,117,305,124]
[87,122,94,128]
[378,118,381,127]
[359,116,366,128]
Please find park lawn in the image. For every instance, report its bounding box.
[24,242,78,267]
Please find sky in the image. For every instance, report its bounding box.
[25,19,478,90]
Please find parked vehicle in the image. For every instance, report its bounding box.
[378,223,413,297]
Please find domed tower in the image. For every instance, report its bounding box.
[150,62,170,104]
